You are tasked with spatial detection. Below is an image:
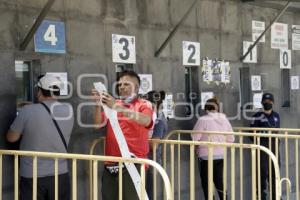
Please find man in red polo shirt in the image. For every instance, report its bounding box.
[93,70,153,200]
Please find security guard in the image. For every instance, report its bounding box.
[250,92,280,200]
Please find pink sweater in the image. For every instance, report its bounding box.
[192,112,235,159]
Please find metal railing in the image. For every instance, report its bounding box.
[90,137,285,200]
[165,129,298,200]
[0,150,172,200]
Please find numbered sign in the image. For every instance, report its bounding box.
[34,20,66,54]
[280,49,291,69]
[182,41,200,66]
[112,34,136,64]
[243,41,257,63]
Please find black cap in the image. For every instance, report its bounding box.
[261,93,274,102]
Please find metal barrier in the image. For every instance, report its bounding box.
[165,130,297,200]
[0,150,172,200]
[90,137,284,200]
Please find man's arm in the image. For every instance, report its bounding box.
[6,130,21,143]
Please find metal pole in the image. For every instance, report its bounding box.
[240,1,291,61]
[19,0,56,51]
[154,0,200,57]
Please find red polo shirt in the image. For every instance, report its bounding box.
[102,98,153,159]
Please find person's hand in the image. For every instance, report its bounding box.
[101,93,117,109]
[91,89,102,106]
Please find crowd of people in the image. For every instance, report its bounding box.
[6,70,280,200]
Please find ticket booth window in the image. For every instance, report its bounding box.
[281,69,290,107]
[185,67,199,116]
[15,60,41,106]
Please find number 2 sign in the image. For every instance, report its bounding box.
[34,20,66,54]
[112,34,136,64]
[182,41,200,66]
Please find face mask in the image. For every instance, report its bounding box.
[263,102,273,111]
[122,93,137,103]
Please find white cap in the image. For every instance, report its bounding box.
[36,74,61,91]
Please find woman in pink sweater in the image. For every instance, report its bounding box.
[192,97,234,200]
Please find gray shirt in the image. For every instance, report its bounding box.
[10,100,74,178]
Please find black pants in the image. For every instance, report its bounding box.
[146,168,154,200]
[20,173,70,200]
[102,167,140,200]
[259,152,278,200]
[198,159,227,200]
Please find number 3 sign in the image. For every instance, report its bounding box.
[182,41,200,66]
[34,20,66,54]
[112,34,136,64]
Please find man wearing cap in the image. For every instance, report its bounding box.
[250,93,280,200]
[6,74,74,200]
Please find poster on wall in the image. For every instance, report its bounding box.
[221,61,230,83]
[163,94,174,119]
[253,93,263,109]
[138,74,152,95]
[46,72,68,95]
[243,41,257,63]
[292,25,300,50]
[182,41,201,66]
[202,59,231,84]
[252,20,265,43]
[251,75,261,91]
[112,34,136,64]
[202,59,213,83]
[291,76,299,90]
[201,92,214,109]
[271,22,288,49]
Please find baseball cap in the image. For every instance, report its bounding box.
[261,93,274,102]
[36,74,61,91]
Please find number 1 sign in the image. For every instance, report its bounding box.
[182,41,200,66]
[112,34,136,64]
[34,20,66,54]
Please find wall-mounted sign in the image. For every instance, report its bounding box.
[252,20,265,43]
[291,76,299,90]
[251,75,261,91]
[138,74,152,95]
[243,41,257,63]
[253,93,263,109]
[46,72,68,96]
[292,25,300,50]
[163,94,174,119]
[202,59,231,84]
[182,41,200,66]
[271,22,288,49]
[112,34,136,64]
[34,20,66,54]
[201,92,214,109]
[280,49,291,69]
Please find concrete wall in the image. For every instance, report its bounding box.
[0,0,300,199]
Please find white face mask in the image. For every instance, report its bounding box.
[121,93,137,103]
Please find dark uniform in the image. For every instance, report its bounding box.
[251,110,280,200]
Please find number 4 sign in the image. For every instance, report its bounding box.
[34,20,66,54]
[112,34,136,64]
[280,49,291,69]
[182,41,200,66]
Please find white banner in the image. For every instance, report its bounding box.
[292,25,300,50]
[252,20,265,43]
[271,23,288,49]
